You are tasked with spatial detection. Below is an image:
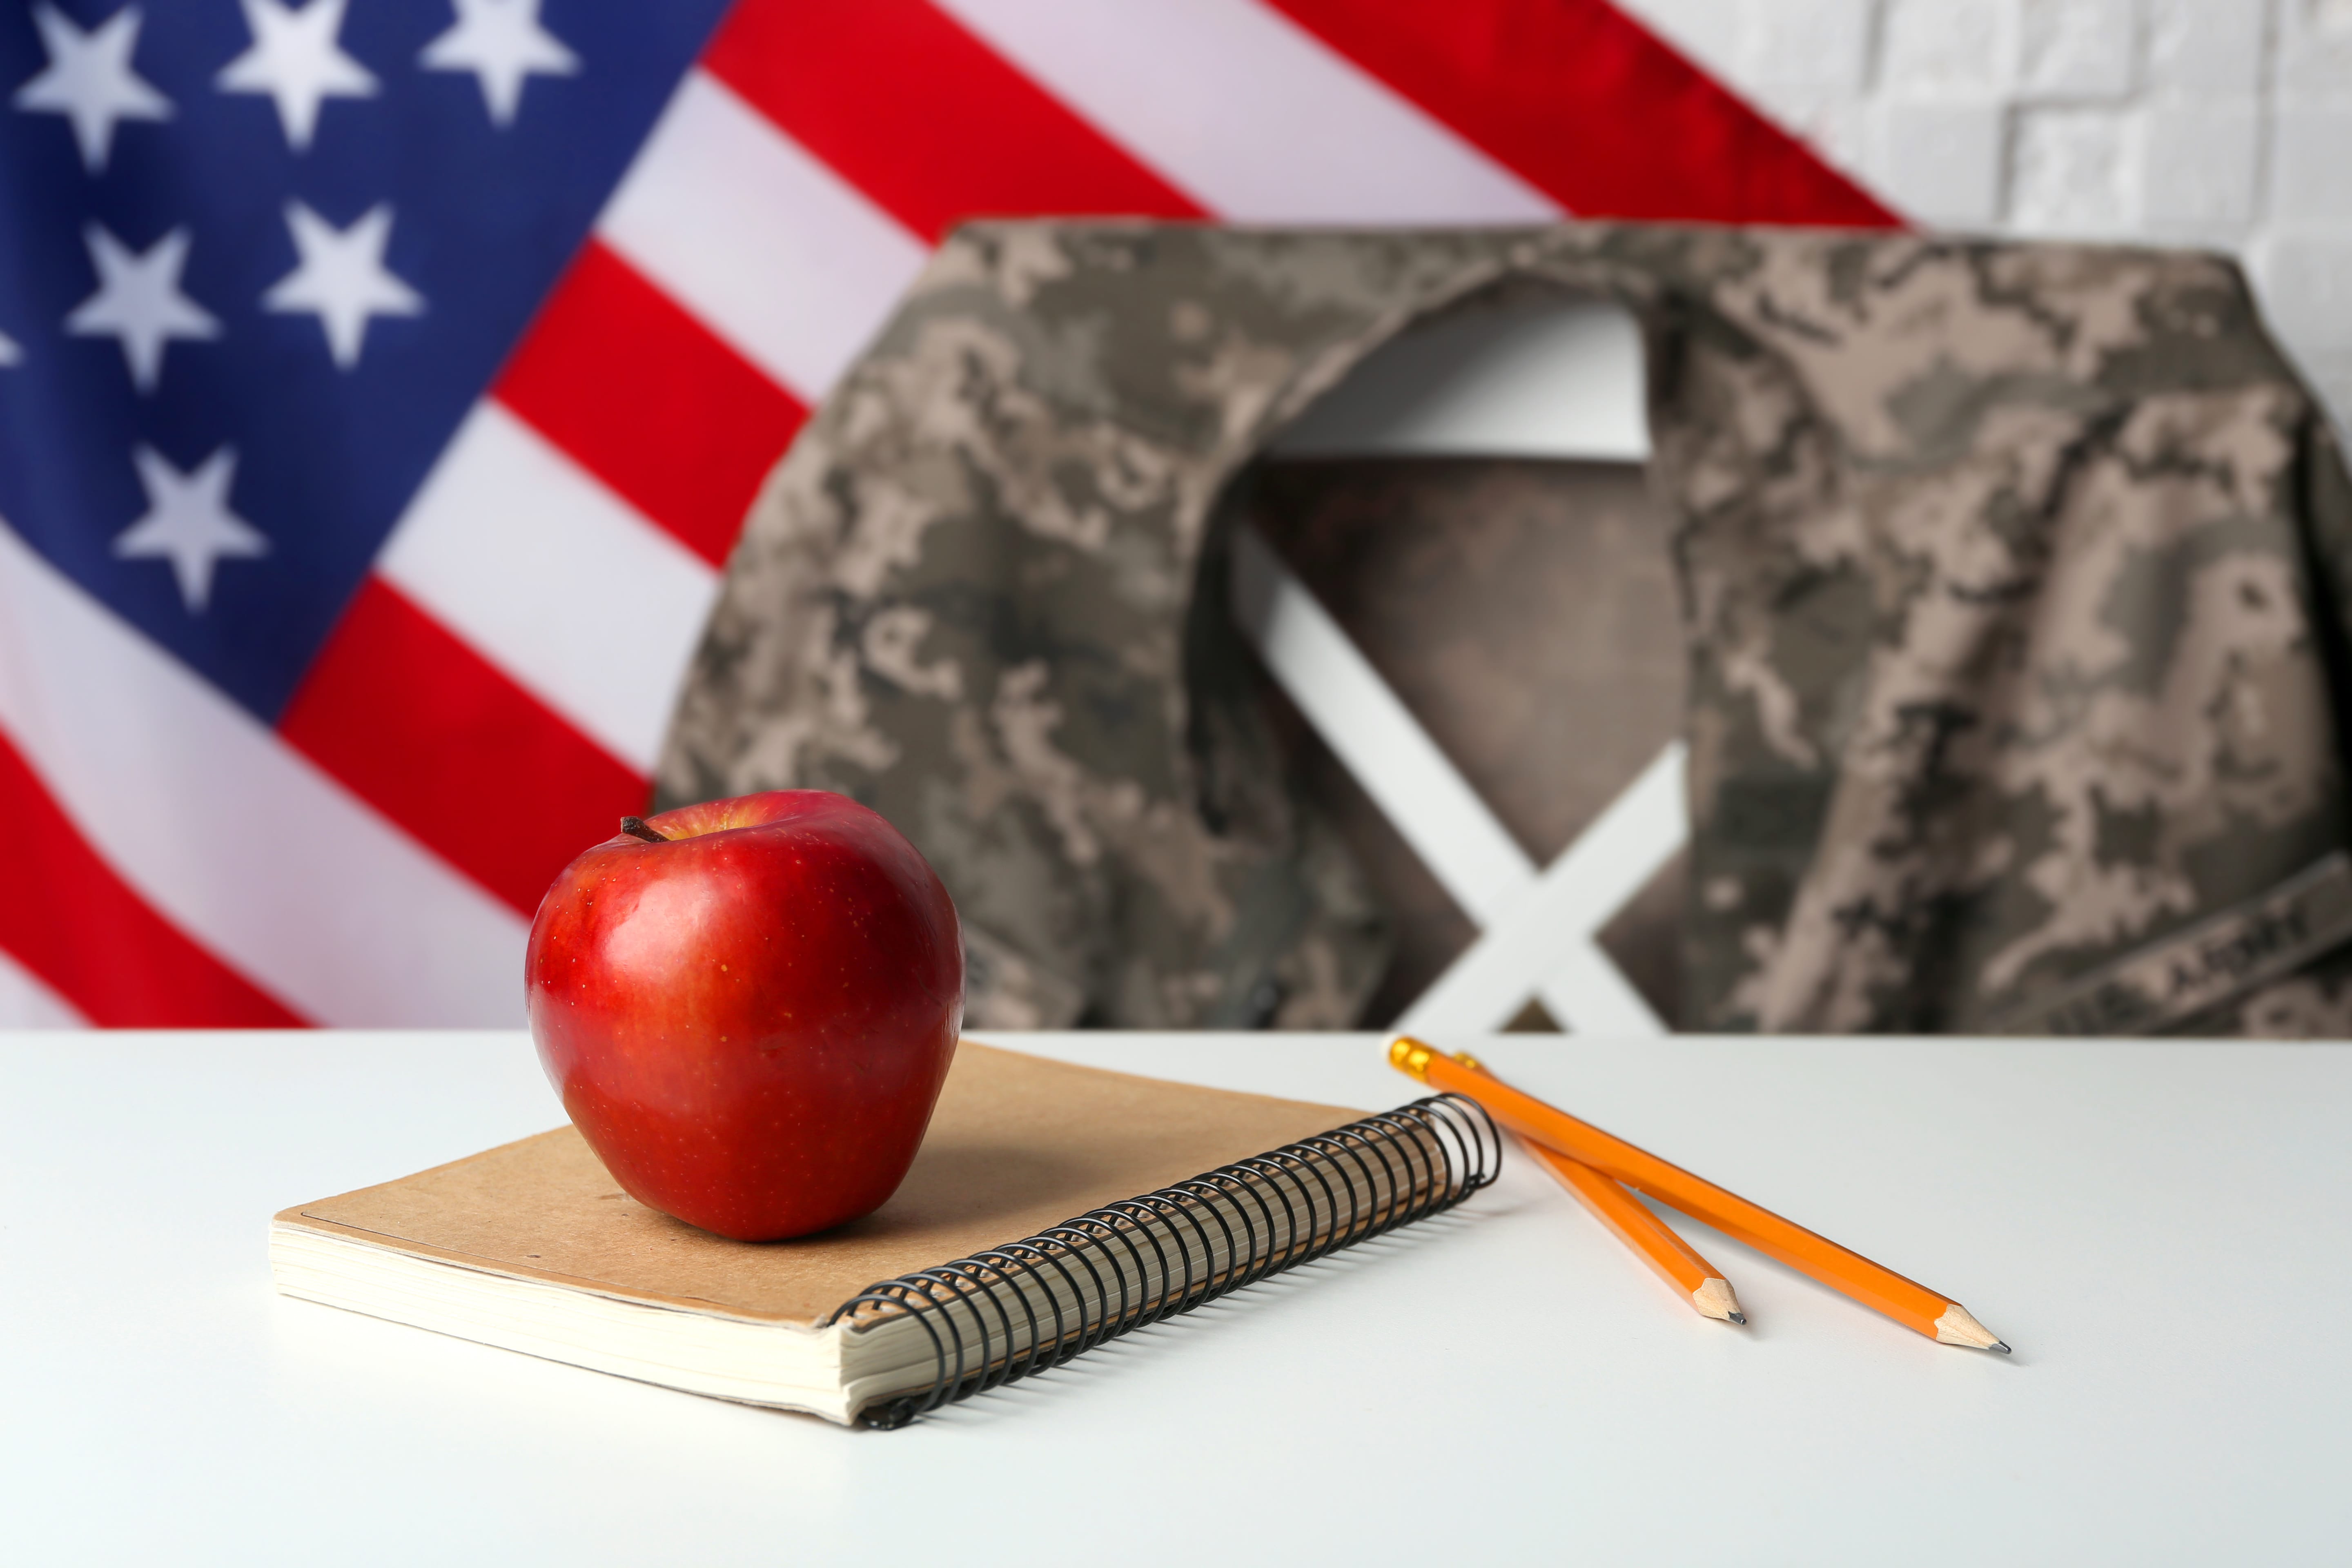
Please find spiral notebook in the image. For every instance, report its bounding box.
[271,1043,1496,1426]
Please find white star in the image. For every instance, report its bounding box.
[114,446,269,613]
[0,330,20,368]
[65,225,220,393]
[11,3,172,174]
[263,201,423,368]
[420,0,577,127]
[215,0,376,152]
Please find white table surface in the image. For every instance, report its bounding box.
[5,1029,2349,1565]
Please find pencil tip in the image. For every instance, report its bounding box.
[1727,1312,1747,1325]
[1692,1277,1744,1323]
[1933,1303,2008,1352]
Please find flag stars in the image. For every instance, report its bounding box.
[264,202,423,368]
[114,447,270,613]
[421,0,578,127]
[11,3,172,174]
[217,0,377,152]
[67,225,220,393]
[0,329,20,368]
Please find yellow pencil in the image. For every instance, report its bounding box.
[1456,1053,1742,1322]
[1395,1038,2008,1351]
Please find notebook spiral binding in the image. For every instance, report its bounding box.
[824,1091,1501,1428]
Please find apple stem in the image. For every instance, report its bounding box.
[619,816,668,844]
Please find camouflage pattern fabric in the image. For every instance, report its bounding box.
[657,222,2352,1036]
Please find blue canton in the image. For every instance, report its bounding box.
[0,0,731,718]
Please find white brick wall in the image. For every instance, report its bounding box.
[1616,0,2352,430]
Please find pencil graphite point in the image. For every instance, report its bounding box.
[1933,1303,2009,1352]
[1692,1276,1744,1324]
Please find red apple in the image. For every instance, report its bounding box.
[525,791,963,1241]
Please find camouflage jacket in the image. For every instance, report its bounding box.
[657,222,2352,1036]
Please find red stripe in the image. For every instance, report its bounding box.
[0,730,305,1026]
[1265,0,1901,227]
[278,577,647,918]
[493,241,802,570]
[703,0,1205,240]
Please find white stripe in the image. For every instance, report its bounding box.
[0,519,526,1026]
[1230,525,1537,923]
[377,402,719,776]
[597,70,929,403]
[934,0,1559,223]
[0,944,87,1028]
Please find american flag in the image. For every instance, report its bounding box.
[0,0,1893,1029]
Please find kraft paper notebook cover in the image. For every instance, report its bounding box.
[272,1043,1496,1426]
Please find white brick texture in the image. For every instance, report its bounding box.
[2258,233,2352,354]
[2011,107,2135,233]
[2272,0,2352,99]
[2017,0,2136,99]
[1746,0,1878,93]
[1882,0,2012,91]
[1616,0,2352,431]
[2141,104,2261,227]
[1875,99,2009,224]
[2272,105,2352,222]
[2145,0,2265,96]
